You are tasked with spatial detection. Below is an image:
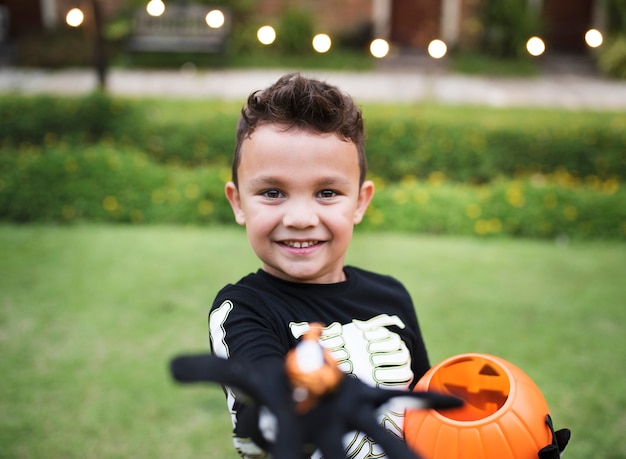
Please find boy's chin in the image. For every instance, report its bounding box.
[262,264,345,284]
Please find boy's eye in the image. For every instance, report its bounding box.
[262,189,283,199]
[318,190,337,199]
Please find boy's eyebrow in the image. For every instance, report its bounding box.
[247,175,353,189]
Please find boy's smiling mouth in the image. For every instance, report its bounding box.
[281,240,321,249]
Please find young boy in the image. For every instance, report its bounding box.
[209,73,430,459]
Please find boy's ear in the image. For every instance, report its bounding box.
[353,180,375,224]
[225,182,246,225]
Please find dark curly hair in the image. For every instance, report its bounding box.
[232,73,366,187]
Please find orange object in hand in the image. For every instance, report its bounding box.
[404,353,555,459]
[285,323,343,414]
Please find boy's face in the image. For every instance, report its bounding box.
[225,125,374,284]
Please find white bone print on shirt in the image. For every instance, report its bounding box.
[290,314,414,458]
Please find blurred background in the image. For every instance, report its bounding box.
[0,0,625,77]
[0,1,625,459]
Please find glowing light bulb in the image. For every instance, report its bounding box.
[257,25,276,45]
[370,39,390,58]
[312,34,332,53]
[585,29,603,48]
[66,8,84,27]
[146,0,165,17]
[206,10,225,28]
[526,36,546,56]
[428,39,447,59]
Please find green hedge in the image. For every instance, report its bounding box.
[2,95,624,184]
[0,93,140,144]
[1,95,624,239]
[0,146,231,225]
[364,174,625,239]
[365,108,626,183]
[1,145,624,239]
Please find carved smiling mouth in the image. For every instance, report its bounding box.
[282,240,320,249]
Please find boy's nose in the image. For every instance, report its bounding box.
[282,202,320,228]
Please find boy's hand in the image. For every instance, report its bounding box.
[170,333,462,459]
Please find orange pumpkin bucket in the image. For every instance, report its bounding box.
[404,353,554,459]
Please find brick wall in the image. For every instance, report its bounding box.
[255,0,373,34]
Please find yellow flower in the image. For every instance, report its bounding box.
[563,205,578,221]
[506,187,525,208]
[400,175,417,186]
[366,207,384,226]
[151,189,166,204]
[219,167,231,183]
[103,196,118,212]
[465,203,481,219]
[198,200,213,216]
[474,218,501,235]
[167,188,180,203]
[392,189,408,205]
[474,219,488,235]
[543,193,557,209]
[602,178,619,195]
[477,187,491,201]
[487,218,502,233]
[428,171,445,186]
[371,175,386,192]
[412,189,429,204]
[184,183,200,199]
[469,132,486,149]
[107,154,122,171]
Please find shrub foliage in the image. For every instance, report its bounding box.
[1,94,624,240]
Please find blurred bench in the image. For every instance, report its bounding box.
[127,4,230,53]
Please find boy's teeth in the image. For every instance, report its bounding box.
[286,241,318,248]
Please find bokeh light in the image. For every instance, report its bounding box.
[205,10,225,28]
[370,38,390,58]
[312,34,332,53]
[65,8,84,27]
[257,25,276,45]
[526,36,546,56]
[427,39,447,59]
[585,29,603,48]
[146,0,165,17]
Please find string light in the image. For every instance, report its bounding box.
[428,39,447,59]
[205,10,225,28]
[370,39,390,58]
[257,26,276,45]
[146,0,165,17]
[65,8,84,27]
[585,29,603,48]
[312,34,332,53]
[526,36,546,56]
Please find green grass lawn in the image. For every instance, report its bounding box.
[1,225,624,458]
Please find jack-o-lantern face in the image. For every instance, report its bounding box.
[430,355,510,421]
[404,353,553,459]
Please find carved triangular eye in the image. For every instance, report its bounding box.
[479,364,500,376]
